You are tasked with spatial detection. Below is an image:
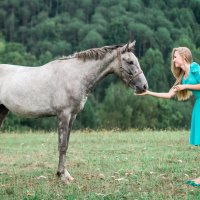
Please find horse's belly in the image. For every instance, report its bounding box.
[5,102,55,118]
[1,92,55,118]
[0,76,56,117]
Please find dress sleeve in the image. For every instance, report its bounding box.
[191,62,200,83]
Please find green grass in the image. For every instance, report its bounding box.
[0,130,200,199]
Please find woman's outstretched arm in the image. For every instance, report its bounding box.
[135,88,176,99]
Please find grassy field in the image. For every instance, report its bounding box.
[0,130,200,200]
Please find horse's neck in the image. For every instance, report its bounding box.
[80,52,117,92]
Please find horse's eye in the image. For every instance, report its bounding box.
[128,61,133,65]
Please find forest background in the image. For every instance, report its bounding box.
[0,0,200,131]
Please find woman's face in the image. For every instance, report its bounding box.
[173,51,185,68]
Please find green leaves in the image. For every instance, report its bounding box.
[0,0,199,130]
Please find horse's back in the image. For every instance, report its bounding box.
[0,64,40,79]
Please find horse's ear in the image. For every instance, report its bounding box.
[121,41,136,53]
[121,42,130,53]
[125,42,130,51]
[129,40,136,50]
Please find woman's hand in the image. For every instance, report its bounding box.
[135,89,176,99]
[173,84,186,91]
[134,90,149,96]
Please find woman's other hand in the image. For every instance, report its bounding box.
[173,84,186,91]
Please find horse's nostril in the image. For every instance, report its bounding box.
[144,84,147,90]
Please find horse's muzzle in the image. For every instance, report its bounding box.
[135,83,148,94]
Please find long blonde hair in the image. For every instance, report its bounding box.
[171,47,192,101]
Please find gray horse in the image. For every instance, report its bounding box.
[0,41,148,183]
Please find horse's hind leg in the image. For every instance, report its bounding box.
[0,105,9,128]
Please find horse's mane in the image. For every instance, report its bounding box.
[59,45,122,61]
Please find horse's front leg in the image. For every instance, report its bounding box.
[57,110,74,184]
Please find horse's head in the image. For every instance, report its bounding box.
[115,41,148,94]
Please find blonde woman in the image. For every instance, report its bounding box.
[136,47,200,186]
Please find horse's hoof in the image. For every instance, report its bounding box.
[57,170,74,184]
[61,176,74,184]
[68,176,74,181]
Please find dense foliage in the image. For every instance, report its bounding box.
[0,0,200,131]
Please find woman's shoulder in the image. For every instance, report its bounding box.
[190,62,200,73]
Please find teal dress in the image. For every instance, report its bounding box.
[182,62,200,145]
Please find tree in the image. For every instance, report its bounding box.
[91,12,108,35]
[80,29,104,49]
[64,17,84,50]
[4,12,15,41]
[74,95,97,129]
[0,9,6,29]
[97,83,133,129]
[155,27,172,55]
[128,22,154,57]
[80,0,93,23]
[1,42,37,66]
[141,48,169,91]
[126,0,143,12]
[38,51,53,65]
[19,6,31,26]
[0,39,5,54]
[106,18,129,45]
[52,41,72,57]
[156,98,192,129]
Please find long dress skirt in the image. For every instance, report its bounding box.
[190,98,200,145]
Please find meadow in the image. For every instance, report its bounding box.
[0,130,200,200]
